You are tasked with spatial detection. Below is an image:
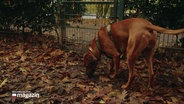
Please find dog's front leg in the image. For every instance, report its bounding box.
[110,54,120,78]
[108,60,113,71]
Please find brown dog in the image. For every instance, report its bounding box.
[83,18,184,89]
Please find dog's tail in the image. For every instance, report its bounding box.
[147,25,184,34]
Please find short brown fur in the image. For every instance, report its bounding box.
[84,18,184,89]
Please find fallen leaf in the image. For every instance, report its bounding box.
[24,83,32,91]
[129,96,142,104]
[20,55,27,61]
[16,44,24,56]
[177,89,184,93]
[19,67,28,74]
[76,83,93,92]
[117,90,128,101]
[177,77,183,83]
[16,50,23,56]
[107,97,122,104]
[108,90,120,97]
[68,61,78,66]
[50,49,64,57]
[0,93,9,98]
[99,100,105,104]
[0,78,8,88]
[62,76,70,83]
[3,56,9,62]
[99,76,110,82]
[42,43,48,50]
[0,50,4,55]
[41,75,53,85]
[166,101,173,104]
[65,83,75,93]
[24,101,34,104]
[170,97,178,103]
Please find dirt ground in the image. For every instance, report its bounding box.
[0,33,184,104]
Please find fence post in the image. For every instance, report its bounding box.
[114,0,118,22]
[55,0,64,48]
[119,0,124,20]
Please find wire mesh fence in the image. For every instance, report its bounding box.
[61,0,115,55]
[158,33,184,48]
[60,0,184,55]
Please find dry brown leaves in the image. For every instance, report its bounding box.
[0,34,184,104]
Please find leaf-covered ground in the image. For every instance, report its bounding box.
[0,34,184,104]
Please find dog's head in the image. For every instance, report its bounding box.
[83,51,98,77]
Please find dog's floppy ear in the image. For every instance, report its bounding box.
[83,53,88,67]
[84,51,97,61]
[83,52,96,65]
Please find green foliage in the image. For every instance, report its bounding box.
[0,0,56,33]
[156,0,184,28]
[0,0,183,32]
[0,0,86,33]
[124,0,184,28]
[61,0,86,19]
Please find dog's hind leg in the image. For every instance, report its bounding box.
[121,42,138,89]
[122,33,150,89]
[122,53,136,89]
[145,55,154,88]
[144,45,156,88]
[144,31,157,88]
